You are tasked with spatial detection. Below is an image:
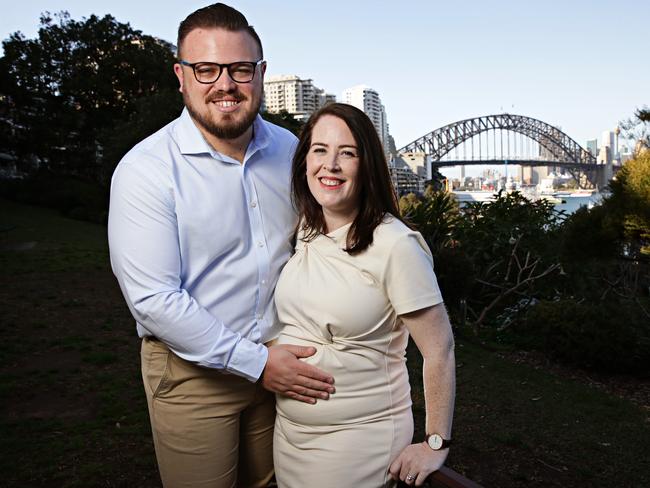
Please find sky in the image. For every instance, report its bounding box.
[2,0,648,162]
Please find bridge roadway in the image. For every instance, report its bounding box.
[430,159,601,169]
[397,114,605,186]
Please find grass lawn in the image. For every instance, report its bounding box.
[1,198,648,487]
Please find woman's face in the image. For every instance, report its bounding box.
[306,115,361,229]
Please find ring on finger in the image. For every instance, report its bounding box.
[406,473,415,482]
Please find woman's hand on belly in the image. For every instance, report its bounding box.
[261,344,335,404]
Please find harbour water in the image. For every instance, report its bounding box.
[452,190,604,215]
[551,193,603,214]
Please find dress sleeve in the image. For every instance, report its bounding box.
[383,231,444,316]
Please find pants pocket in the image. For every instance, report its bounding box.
[141,338,172,399]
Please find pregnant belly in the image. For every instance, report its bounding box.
[275,333,411,426]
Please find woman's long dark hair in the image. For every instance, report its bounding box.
[291,102,407,255]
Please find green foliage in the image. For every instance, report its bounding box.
[431,246,475,315]
[606,152,650,256]
[456,191,564,268]
[402,176,649,375]
[0,171,108,224]
[400,190,472,312]
[400,188,460,254]
[559,205,619,274]
[404,190,565,327]
[556,205,629,302]
[638,108,650,123]
[560,205,618,264]
[609,152,650,218]
[1,11,179,181]
[452,191,565,327]
[516,299,650,375]
[619,105,649,152]
[99,88,183,184]
[557,152,650,303]
[519,149,650,377]
[261,110,304,137]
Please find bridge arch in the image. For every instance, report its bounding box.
[397,114,596,168]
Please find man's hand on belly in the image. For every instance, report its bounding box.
[261,345,335,404]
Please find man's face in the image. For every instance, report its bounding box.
[174,28,265,141]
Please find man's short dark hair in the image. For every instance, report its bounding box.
[177,3,263,59]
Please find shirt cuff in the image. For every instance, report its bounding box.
[227,338,268,382]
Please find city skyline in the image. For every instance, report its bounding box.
[2,0,648,155]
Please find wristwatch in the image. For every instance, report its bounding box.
[425,433,452,450]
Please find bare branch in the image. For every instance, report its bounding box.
[635,298,650,320]
[473,262,561,328]
[475,279,504,290]
[485,259,505,277]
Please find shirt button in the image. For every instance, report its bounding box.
[261,279,266,285]
[251,201,257,208]
[256,314,263,320]
[258,241,264,247]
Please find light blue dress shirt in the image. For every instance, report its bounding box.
[108,108,298,382]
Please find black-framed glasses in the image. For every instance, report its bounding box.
[179,59,264,84]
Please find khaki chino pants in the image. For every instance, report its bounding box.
[141,337,275,488]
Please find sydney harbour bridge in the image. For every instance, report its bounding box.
[397,114,607,188]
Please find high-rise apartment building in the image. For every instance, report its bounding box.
[263,75,335,122]
[342,85,390,155]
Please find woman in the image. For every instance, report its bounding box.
[273,103,455,487]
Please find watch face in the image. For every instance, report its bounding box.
[428,434,443,450]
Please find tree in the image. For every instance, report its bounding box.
[99,88,182,184]
[400,188,459,255]
[261,110,304,137]
[453,191,565,330]
[620,105,650,154]
[1,11,180,181]
[606,151,650,258]
[400,190,474,318]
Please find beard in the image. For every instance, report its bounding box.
[183,88,261,140]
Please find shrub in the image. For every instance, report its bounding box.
[560,205,618,264]
[432,246,475,320]
[0,171,108,224]
[515,298,650,376]
[401,190,460,255]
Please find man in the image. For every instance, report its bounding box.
[108,4,334,487]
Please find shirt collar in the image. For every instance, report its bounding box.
[248,114,271,154]
[175,108,271,163]
[175,108,213,155]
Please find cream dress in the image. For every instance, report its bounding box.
[273,215,443,488]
